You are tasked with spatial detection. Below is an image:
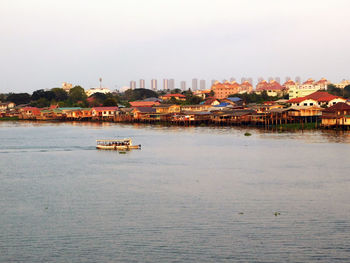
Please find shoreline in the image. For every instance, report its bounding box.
[1,117,349,131]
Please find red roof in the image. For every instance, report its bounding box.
[204,97,219,105]
[302,78,314,85]
[324,102,350,112]
[129,101,160,107]
[288,91,343,103]
[283,80,296,86]
[161,93,186,98]
[315,78,328,85]
[92,106,118,111]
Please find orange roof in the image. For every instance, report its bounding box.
[241,81,252,87]
[256,80,284,91]
[161,93,186,98]
[129,101,160,107]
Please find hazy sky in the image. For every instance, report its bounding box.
[1,0,349,92]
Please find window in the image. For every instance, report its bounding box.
[303,103,307,106]
[310,103,313,106]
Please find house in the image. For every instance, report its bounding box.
[322,102,350,127]
[211,109,255,124]
[154,104,181,114]
[287,91,346,107]
[221,97,243,106]
[202,97,220,106]
[181,104,211,112]
[172,111,212,122]
[255,80,286,97]
[65,108,92,119]
[38,108,64,120]
[159,93,186,101]
[132,107,157,120]
[18,107,41,119]
[92,106,118,119]
[193,89,211,99]
[0,102,15,111]
[129,101,160,107]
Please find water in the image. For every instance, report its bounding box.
[0,121,350,262]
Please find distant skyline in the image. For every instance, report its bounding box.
[1,0,350,93]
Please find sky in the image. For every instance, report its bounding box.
[0,0,350,93]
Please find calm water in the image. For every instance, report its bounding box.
[0,121,350,262]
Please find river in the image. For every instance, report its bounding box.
[0,121,349,262]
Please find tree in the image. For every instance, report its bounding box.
[103,97,118,106]
[30,97,50,108]
[31,89,55,101]
[69,86,87,103]
[122,88,158,101]
[6,93,31,105]
[51,88,68,101]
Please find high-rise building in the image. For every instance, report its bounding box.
[151,79,157,90]
[180,81,186,90]
[211,79,217,86]
[169,79,175,90]
[200,79,206,90]
[192,78,198,90]
[230,77,236,82]
[163,79,168,90]
[130,80,136,90]
[139,79,145,89]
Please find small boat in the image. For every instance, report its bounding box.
[96,138,141,150]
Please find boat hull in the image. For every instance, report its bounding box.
[96,145,141,150]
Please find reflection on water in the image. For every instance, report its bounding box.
[0,121,349,262]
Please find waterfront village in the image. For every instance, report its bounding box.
[1,78,350,129]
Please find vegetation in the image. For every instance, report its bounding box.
[229,91,281,104]
[327,84,350,98]
[122,88,158,101]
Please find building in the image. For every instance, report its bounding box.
[130,81,136,90]
[192,79,198,91]
[62,82,73,92]
[240,81,253,94]
[334,80,350,89]
[169,79,175,90]
[211,81,240,99]
[151,79,157,90]
[255,79,286,97]
[180,81,186,90]
[200,80,206,90]
[288,78,329,99]
[85,87,111,97]
[163,79,168,90]
[139,79,145,89]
